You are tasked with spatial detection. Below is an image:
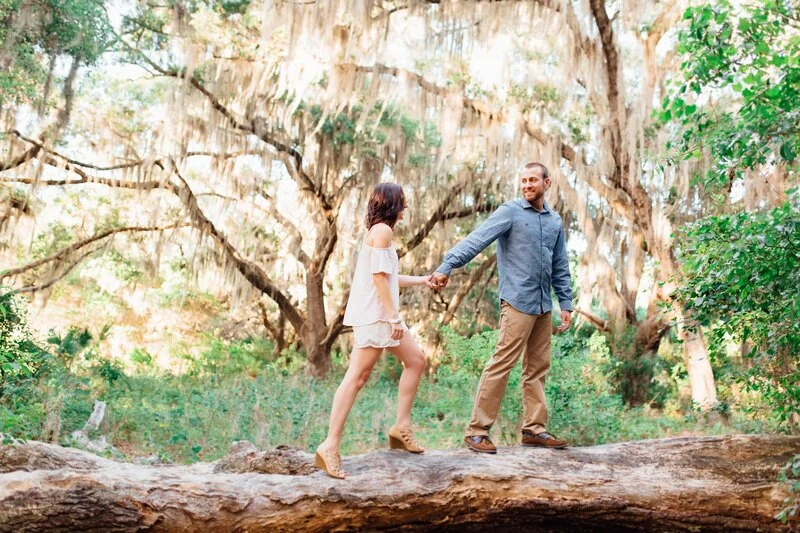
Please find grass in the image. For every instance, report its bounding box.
[1,327,779,464]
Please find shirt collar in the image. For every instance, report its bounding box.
[519,198,551,213]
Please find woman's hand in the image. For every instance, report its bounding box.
[389,320,404,340]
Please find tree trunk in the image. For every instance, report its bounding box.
[1,435,797,531]
[304,269,332,378]
[678,320,718,409]
[665,252,718,409]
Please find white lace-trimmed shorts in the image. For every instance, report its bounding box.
[352,321,408,349]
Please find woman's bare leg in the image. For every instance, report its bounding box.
[386,333,428,429]
[319,345,382,452]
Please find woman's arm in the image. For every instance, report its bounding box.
[370,224,404,339]
[398,274,431,288]
[372,272,401,319]
[372,272,403,340]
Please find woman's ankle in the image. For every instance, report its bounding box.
[318,438,340,451]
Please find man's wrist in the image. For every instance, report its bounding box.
[436,264,453,277]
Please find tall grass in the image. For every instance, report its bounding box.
[1,323,772,463]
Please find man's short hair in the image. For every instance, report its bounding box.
[524,162,550,180]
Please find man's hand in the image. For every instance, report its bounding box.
[557,310,572,332]
[428,272,449,291]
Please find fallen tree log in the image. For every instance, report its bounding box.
[0,434,798,532]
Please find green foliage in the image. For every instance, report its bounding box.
[0,318,119,441]
[0,290,49,438]
[31,222,74,260]
[304,101,442,168]
[433,325,626,445]
[595,325,674,407]
[181,336,279,378]
[102,248,144,283]
[423,121,442,148]
[214,0,251,15]
[777,454,800,523]
[0,0,112,104]
[664,0,800,188]
[508,82,562,113]
[676,199,800,428]
[0,318,768,462]
[399,116,418,141]
[0,289,49,385]
[120,6,170,58]
[664,0,800,439]
[567,113,589,145]
[43,0,112,62]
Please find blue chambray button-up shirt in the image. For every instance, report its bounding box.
[436,198,573,315]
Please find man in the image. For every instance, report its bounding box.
[431,162,573,453]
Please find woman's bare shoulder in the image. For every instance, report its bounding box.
[366,223,394,248]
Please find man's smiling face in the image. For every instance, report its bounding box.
[520,166,549,204]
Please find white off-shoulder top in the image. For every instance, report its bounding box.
[342,243,400,327]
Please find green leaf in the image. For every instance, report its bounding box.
[780,142,797,162]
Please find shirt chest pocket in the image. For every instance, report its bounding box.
[542,227,558,250]
[519,220,556,250]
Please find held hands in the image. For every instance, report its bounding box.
[557,310,573,332]
[426,272,449,291]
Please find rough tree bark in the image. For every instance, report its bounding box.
[1,435,797,532]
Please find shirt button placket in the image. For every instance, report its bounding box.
[539,214,545,314]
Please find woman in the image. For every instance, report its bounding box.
[315,182,431,479]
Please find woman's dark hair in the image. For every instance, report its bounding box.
[366,183,406,229]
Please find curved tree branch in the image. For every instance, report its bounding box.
[574,307,609,332]
[398,200,499,258]
[171,165,306,334]
[0,145,41,172]
[2,154,307,337]
[112,31,330,210]
[0,223,187,282]
[17,247,98,295]
[258,190,311,267]
[442,253,497,325]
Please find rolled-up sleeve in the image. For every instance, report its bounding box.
[551,225,573,311]
[436,205,512,276]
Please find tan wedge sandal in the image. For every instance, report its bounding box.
[388,425,425,454]
[315,446,346,479]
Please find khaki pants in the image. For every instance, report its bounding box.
[465,301,551,437]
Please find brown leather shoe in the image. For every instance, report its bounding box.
[521,431,568,449]
[464,435,497,454]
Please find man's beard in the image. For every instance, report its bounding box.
[524,190,543,202]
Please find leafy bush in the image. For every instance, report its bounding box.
[777,454,800,524]
[0,288,50,383]
[676,200,800,429]
[664,0,800,186]
[0,307,122,442]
